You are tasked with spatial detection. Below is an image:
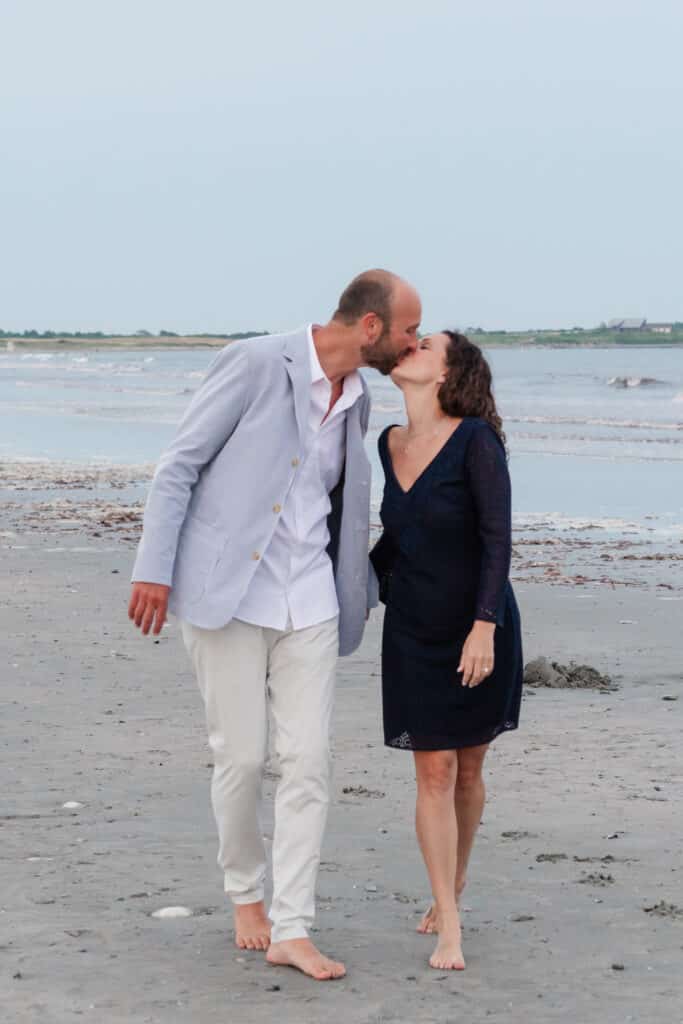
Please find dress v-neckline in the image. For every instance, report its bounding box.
[385,420,465,496]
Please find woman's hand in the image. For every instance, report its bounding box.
[458,620,496,687]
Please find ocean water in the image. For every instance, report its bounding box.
[1,344,681,542]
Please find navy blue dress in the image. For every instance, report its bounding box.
[370,418,523,751]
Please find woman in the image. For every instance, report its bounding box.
[370,331,523,971]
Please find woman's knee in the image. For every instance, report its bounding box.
[415,750,458,794]
[455,746,488,793]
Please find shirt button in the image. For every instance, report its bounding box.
[272,504,282,514]
[291,457,299,467]
[252,551,260,560]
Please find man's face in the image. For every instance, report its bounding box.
[360,287,422,375]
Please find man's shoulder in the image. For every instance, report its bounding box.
[237,327,307,366]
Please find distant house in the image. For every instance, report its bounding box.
[647,322,673,334]
[607,318,647,331]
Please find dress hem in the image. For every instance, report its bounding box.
[384,720,518,752]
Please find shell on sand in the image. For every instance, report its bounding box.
[62,801,84,809]
[151,906,193,919]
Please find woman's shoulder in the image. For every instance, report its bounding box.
[378,423,403,448]
[462,418,507,469]
[464,415,492,432]
[464,417,503,443]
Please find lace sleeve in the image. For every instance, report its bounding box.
[465,422,511,625]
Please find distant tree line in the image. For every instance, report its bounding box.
[0,328,269,340]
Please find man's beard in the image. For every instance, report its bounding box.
[361,326,403,375]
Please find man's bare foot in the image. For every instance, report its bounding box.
[266,938,346,981]
[234,901,271,951]
[429,914,465,971]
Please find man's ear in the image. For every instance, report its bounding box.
[361,312,381,342]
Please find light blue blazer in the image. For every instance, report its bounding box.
[131,328,378,656]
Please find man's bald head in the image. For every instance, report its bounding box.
[329,269,421,374]
[333,269,406,329]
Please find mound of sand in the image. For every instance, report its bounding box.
[524,656,615,691]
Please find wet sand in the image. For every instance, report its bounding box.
[3,457,682,595]
[1,516,682,1023]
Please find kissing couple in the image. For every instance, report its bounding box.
[129,270,523,979]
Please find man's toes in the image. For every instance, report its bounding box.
[325,959,345,979]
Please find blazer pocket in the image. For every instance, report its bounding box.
[174,522,222,603]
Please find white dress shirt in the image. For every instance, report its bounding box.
[235,325,364,631]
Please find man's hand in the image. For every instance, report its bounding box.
[128,582,171,636]
[458,620,496,688]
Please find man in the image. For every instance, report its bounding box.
[128,270,421,980]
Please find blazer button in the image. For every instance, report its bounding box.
[273,504,282,514]
[291,457,300,467]
[252,551,261,560]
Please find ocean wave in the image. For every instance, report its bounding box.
[607,376,666,388]
[510,430,682,446]
[510,445,683,463]
[513,512,683,540]
[371,402,403,413]
[514,512,644,532]
[507,415,682,431]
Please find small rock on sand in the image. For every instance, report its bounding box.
[643,901,683,919]
[151,906,193,919]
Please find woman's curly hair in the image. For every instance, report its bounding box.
[437,331,506,449]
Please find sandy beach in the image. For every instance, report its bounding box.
[1,484,682,1024]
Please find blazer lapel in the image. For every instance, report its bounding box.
[283,330,311,446]
[344,400,369,485]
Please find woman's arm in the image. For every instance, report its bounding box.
[466,423,511,626]
[458,423,511,687]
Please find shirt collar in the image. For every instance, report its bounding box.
[307,324,364,403]
[307,324,327,385]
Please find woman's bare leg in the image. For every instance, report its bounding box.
[413,750,465,969]
[454,743,489,901]
[417,743,489,935]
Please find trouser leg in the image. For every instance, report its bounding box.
[266,617,339,943]
[181,619,269,905]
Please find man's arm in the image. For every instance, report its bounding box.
[129,342,251,634]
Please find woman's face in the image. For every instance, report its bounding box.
[390,332,449,388]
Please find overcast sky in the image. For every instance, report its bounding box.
[2,0,682,333]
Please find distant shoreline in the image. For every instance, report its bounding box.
[4,335,683,351]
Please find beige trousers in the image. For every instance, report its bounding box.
[181,616,338,943]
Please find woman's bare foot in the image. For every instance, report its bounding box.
[417,905,438,934]
[429,914,465,971]
[417,887,464,935]
[234,901,271,951]
[266,938,346,980]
